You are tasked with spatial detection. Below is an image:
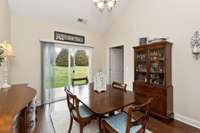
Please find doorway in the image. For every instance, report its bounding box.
[108,45,124,84]
[41,42,92,104]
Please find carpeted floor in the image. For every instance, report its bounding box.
[51,110,153,133]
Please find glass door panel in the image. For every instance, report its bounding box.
[135,49,148,83]
[149,47,165,86]
[54,47,70,87]
[70,49,89,85]
[52,47,70,101]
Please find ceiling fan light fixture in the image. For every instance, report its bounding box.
[97,1,104,9]
[93,0,118,12]
[107,1,114,8]
[93,0,100,2]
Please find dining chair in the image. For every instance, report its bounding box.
[101,98,153,133]
[112,81,127,91]
[64,88,96,133]
[72,77,89,86]
[111,81,127,112]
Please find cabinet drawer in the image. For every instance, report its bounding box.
[134,86,166,96]
[150,95,166,115]
[135,91,166,116]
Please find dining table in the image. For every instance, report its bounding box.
[67,83,136,131]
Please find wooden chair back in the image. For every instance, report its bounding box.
[72,77,89,86]
[64,88,81,120]
[125,98,153,133]
[112,81,127,91]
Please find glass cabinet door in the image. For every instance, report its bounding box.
[134,48,148,83]
[149,47,165,86]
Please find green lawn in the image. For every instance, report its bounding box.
[53,66,88,88]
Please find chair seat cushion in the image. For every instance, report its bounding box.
[79,105,94,118]
[104,112,142,133]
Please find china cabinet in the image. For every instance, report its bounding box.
[133,41,173,120]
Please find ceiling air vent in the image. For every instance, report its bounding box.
[77,18,87,24]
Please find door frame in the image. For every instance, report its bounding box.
[41,40,93,105]
[106,44,125,85]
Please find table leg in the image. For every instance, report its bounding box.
[98,117,102,133]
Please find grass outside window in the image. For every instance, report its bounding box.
[53,66,88,88]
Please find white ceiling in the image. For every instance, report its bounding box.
[8,0,130,32]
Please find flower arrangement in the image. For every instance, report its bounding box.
[0,46,5,66]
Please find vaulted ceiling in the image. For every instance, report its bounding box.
[8,0,130,32]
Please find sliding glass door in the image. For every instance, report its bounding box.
[41,42,92,104]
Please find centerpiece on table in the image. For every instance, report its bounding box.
[93,69,107,93]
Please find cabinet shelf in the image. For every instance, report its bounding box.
[136,60,147,63]
[150,60,164,63]
[136,71,147,73]
[150,72,164,74]
[150,84,165,88]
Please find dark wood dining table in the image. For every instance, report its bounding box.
[68,83,135,131]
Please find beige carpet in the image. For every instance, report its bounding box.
[51,110,153,133]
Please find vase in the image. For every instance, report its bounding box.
[93,71,107,92]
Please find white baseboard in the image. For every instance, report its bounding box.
[174,113,200,129]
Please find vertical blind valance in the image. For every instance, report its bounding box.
[40,39,94,49]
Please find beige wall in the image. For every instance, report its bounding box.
[105,0,200,123]
[10,14,106,103]
[0,0,10,41]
